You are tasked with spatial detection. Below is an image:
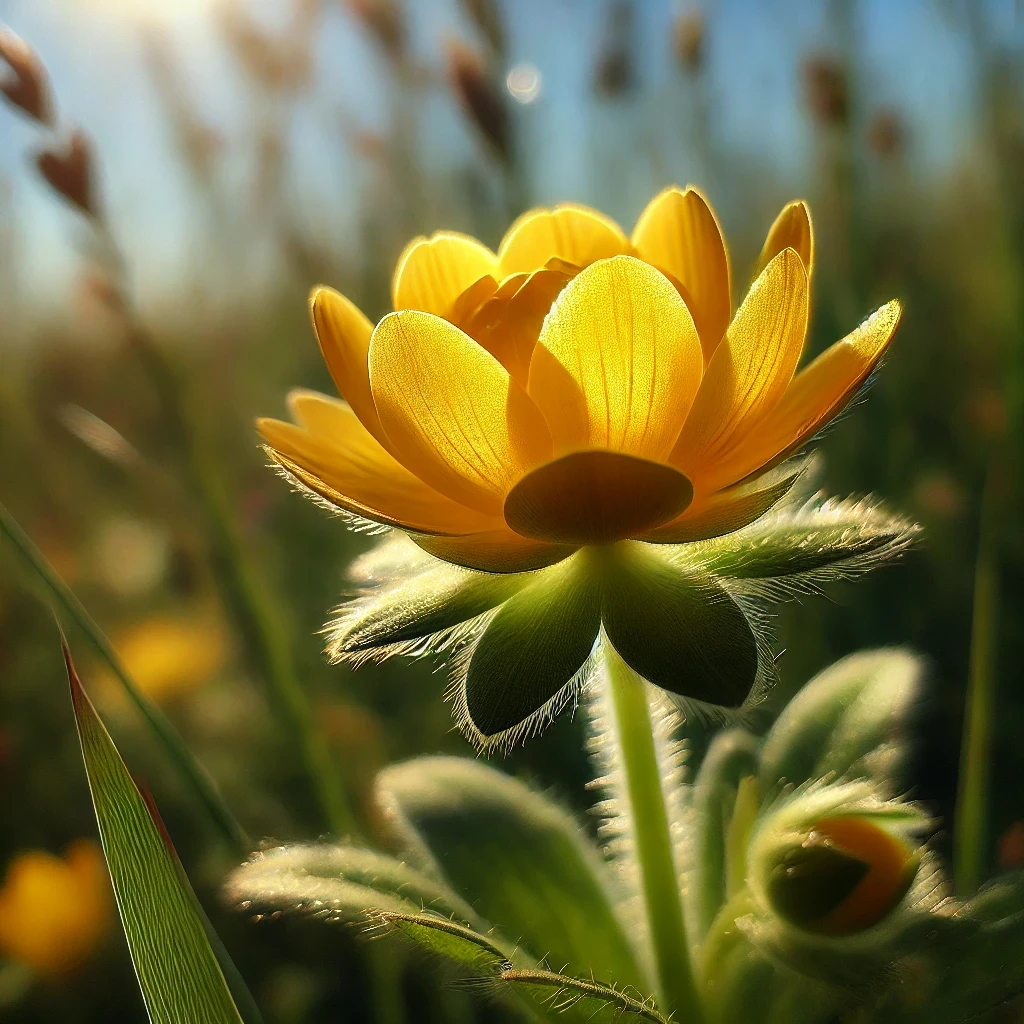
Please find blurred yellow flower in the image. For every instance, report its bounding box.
[259,188,900,574]
[0,840,111,974]
[109,613,228,701]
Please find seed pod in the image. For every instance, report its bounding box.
[35,129,99,219]
[0,26,55,125]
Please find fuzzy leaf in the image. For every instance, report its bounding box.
[461,554,601,743]
[381,913,511,974]
[603,544,759,708]
[223,844,480,926]
[759,649,922,792]
[377,756,645,991]
[694,496,919,584]
[327,559,528,662]
[64,642,255,1024]
[689,728,761,938]
[500,969,668,1023]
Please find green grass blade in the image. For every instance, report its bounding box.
[0,500,248,854]
[63,639,257,1024]
[954,470,1000,897]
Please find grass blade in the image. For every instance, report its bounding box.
[954,469,1000,897]
[63,638,258,1024]
[0,499,248,854]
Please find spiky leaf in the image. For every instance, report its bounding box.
[500,969,668,1023]
[64,641,256,1024]
[377,757,645,991]
[223,844,481,926]
[381,913,511,974]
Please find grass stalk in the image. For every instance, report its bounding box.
[0,500,249,855]
[605,646,704,1024]
[126,322,356,838]
[954,467,1000,898]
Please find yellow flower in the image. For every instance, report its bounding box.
[0,840,111,974]
[105,613,229,702]
[260,187,915,746]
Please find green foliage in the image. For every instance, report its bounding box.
[64,640,259,1024]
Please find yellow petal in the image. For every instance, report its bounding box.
[718,300,902,487]
[755,199,814,280]
[310,287,386,444]
[369,311,553,514]
[639,467,801,543]
[504,450,693,545]
[671,247,808,487]
[258,397,497,535]
[498,204,629,277]
[527,255,704,460]
[463,267,570,385]
[392,231,498,317]
[631,186,732,361]
[414,529,575,573]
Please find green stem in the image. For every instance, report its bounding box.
[0,500,249,855]
[605,646,704,1024]
[954,467,1000,897]
[128,322,356,839]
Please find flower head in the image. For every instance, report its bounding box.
[259,187,915,747]
[0,840,111,974]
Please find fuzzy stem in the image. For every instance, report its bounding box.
[605,646,704,1024]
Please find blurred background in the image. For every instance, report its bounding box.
[1,0,1023,1020]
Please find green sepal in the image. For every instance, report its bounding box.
[694,497,919,582]
[328,560,529,661]
[64,641,255,1024]
[462,553,601,742]
[377,756,646,991]
[500,968,668,1023]
[759,649,922,792]
[602,544,758,708]
[223,844,481,926]
[689,728,761,938]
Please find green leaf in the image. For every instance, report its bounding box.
[602,544,758,708]
[461,554,601,744]
[327,559,529,663]
[63,640,257,1024]
[689,728,762,938]
[223,844,481,926]
[381,913,511,974]
[499,969,668,1024]
[759,649,922,792]
[377,756,646,992]
[695,496,919,583]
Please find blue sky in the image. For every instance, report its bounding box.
[0,0,1019,320]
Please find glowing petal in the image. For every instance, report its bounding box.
[369,311,553,514]
[504,450,693,545]
[392,232,498,317]
[640,467,802,543]
[755,200,814,280]
[631,186,732,361]
[601,546,758,708]
[463,268,571,385]
[528,256,704,459]
[414,529,574,573]
[671,248,808,486]
[310,287,385,444]
[258,398,497,535]
[461,555,601,742]
[722,301,902,486]
[498,204,629,277]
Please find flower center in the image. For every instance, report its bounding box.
[503,450,694,545]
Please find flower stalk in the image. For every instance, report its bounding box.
[605,646,704,1024]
